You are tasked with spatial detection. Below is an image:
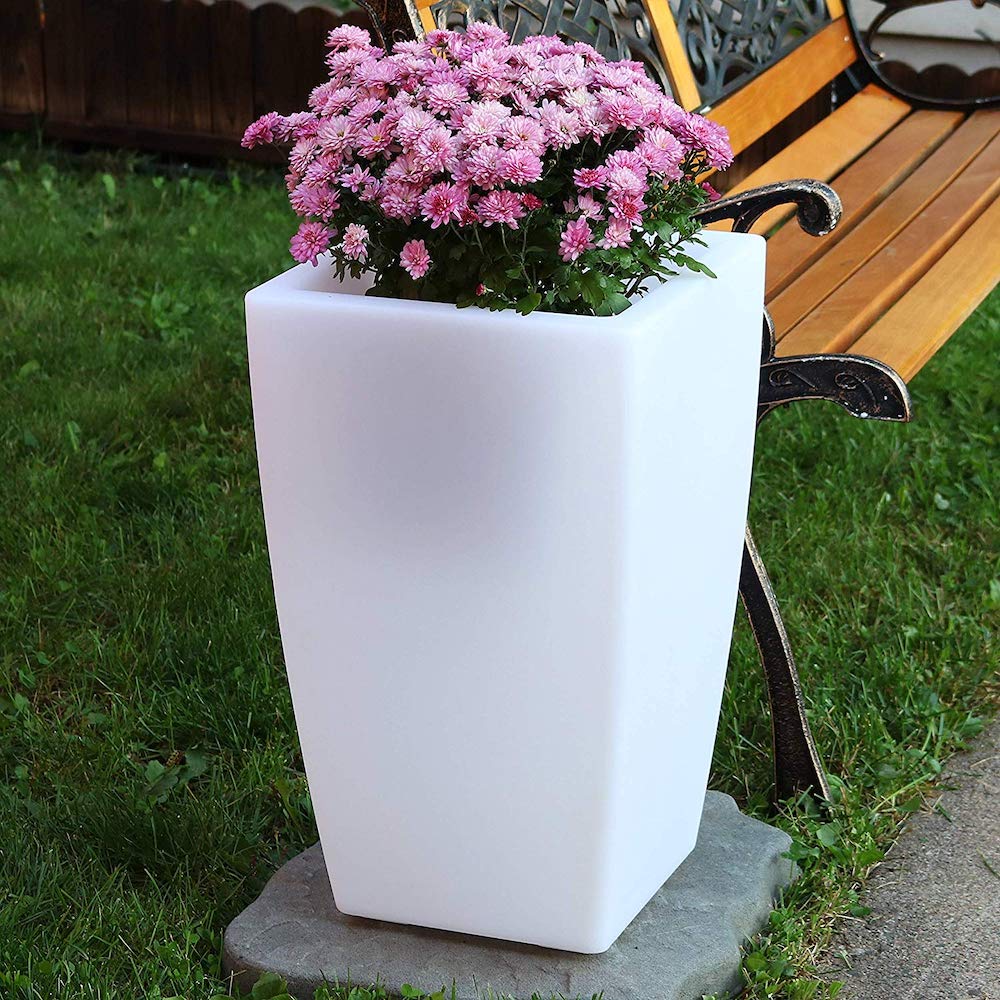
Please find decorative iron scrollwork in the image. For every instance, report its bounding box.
[759,355,911,422]
[670,0,832,105]
[425,0,675,94]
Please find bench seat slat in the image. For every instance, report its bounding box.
[765,108,964,297]
[846,198,1000,380]
[775,131,1000,357]
[769,111,1000,336]
[712,85,910,236]
[708,18,857,155]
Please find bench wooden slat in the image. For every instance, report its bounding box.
[769,111,1000,336]
[712,85,910,235]
[775,132,1000,357]
[643,0,702,110]
[847,198,1000,380]
[765,108,964,297]
[708,19,857,154]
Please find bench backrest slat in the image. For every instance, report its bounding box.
[707,17,858,153]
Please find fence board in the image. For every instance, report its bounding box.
[210,0,255,139]
[127,0,171,128]
[169,0,214,133]
[41,0,86,122]
[84,0,130,125]
[253,3,303,117]
[296,6,336,108]
[0,0,45,117]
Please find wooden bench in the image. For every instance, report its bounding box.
[361,0,999,802]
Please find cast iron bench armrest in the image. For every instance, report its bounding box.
[693,180,910,420]
[844,0,1000,111]
[694,180,843,241]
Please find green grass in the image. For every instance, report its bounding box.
[0,134,997,1000]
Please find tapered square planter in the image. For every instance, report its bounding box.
[245,229,766,954]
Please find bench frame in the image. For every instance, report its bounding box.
[354,0,995,803]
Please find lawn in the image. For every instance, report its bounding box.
[0,135,997,1000]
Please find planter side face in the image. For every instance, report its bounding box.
[245,231,766,953]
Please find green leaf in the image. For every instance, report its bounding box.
[856,846,884,866]
[516,292,542,315]
[17,359,41,379]
[816,823,840,848]
[605,292,630,315]
[65,420,81,452]
[101,173,117,202]
[674,253,717,278]
[251,972,292,999]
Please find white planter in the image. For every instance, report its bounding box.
[245,230,766,954]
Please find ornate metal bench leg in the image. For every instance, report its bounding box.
[747,316,911,804]
[741,527,831,801]
[695,186,911,805]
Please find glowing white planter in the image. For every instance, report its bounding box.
[246,230,765,953]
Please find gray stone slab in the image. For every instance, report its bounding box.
[825,719,1000,999]
[224,792,795,999]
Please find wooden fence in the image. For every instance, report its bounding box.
[0,0,365,160]
[1,0,835,175]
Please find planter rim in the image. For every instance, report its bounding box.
[246,230,763,336]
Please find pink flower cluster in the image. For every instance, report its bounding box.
[243,23,732,275]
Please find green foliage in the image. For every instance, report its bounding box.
[336,168,714,316]
[0,136,997,999]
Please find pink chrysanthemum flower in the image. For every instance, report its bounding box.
[460,104,509,146]
[559,217,594,262]
[303,155,341,187]
[701,180,722,202]
[606,165,647,198]
[599,216,633,249]
[340,164,375,193]
[283,112,318,139]
[466,143,503,189]
[326,25,373,51]
[396,107,438,146]
[290,221,332,266]
[574,166,608,190]
[420,181,466,228]
[341,223,369,261]
[538,101,582,148]
[242,112,284,149]
[356,120,394,159]
[320,87,359,116]
[576,193,604,221]
[636,127,684,178]
[414,125,459,174]
[675,114,733,168]
[315,117,356,155]
[608,190,645,225]
[290,183,340,220]
[476,189,526,228]
[289,137,319,176]
[500,116,546,155]
[497,149,543,186]
[400,238,432,278]
[600,92,648,130]
[348,97,385,123]
[427,81,470,114]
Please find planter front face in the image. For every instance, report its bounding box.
[246,231,766,953]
